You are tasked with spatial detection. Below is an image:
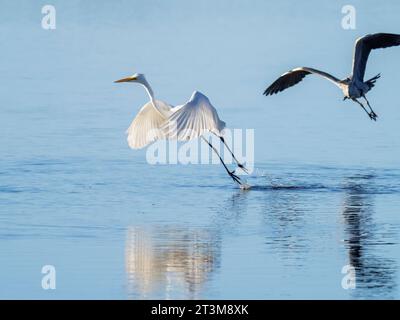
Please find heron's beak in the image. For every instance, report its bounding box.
[114,76,137,83]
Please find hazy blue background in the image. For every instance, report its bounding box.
[0,0,399,299]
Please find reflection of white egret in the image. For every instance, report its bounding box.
[114,73,247,186]
[264,33,400,121]
[125,228,161,298]
[125,226,219,299]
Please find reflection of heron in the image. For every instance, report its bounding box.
[125,226,220,299]
[114,73,246,185]
[264,33,400,121]
[341,176,396,298]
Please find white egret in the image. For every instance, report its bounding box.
[114,73,247,186]
[264,33,400,121]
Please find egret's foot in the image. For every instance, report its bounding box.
[229,170,242,185]
[240,183,252,190]
[238,163,249,174]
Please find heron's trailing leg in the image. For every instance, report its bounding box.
[352,98,376,121]
[201,137,242,186]
[211,132,249,173]
[362,94,378,120]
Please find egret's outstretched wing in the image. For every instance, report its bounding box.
[264,67,341,96]
[352,33,400,82]
[126,100,172,149]
[163,91,226,141]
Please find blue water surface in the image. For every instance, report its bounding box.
[1,0,400,299]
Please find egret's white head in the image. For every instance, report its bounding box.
[114,73,147,85]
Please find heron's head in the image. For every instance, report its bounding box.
[341,77,351,84]
[114,73,146,85]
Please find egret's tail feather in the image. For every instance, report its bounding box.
[366,73,381,89]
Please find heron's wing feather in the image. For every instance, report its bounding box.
[163,91,226,141]
[264,67,341,96]
[352,33,400,82]
[126,100,172,149]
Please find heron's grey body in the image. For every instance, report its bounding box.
[340,74,380,98]
[264,33,400,121]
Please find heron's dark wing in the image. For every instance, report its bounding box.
[351,33,400,82]
[264,67,341,96]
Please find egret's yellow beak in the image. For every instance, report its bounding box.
[114,76,137,83]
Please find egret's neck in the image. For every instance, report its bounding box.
[141,79,155,103]
[140,79,165,117]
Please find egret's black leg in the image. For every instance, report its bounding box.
[362,94,378,120]
[352,98,376,121]
[201,137,242,185]
[211,132,249,173]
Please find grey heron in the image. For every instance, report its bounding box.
[264,33,400,121]
[114,73,248,186]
